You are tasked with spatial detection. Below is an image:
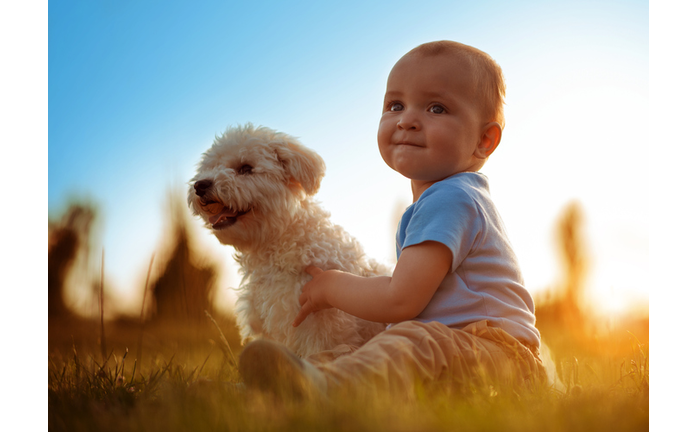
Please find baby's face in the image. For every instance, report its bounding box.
[378,54,485,189]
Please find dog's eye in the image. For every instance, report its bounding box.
[238,164,253,175]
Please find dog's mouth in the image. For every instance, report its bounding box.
[200,200,251,230]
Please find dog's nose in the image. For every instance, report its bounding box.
[194,179,213,197]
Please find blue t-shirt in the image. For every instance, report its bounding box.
[397,172,540,349]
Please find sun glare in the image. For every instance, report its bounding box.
[597,288,629,316]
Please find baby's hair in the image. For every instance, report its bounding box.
[406,41,506,129]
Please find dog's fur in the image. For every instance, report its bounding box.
[189,124,388,357]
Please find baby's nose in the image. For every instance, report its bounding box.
[194,179,213,196]
[397,113,421,130]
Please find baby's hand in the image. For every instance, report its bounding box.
[292,266,334,327]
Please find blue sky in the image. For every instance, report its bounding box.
[46,0,649,315]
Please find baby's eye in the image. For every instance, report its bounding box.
[238,164,253,175]
[429,105,445,114]
[389,102,404,112]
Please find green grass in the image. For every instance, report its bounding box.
[48,315,648,432]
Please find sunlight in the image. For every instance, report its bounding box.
[597,287,629,316]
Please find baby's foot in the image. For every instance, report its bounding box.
[238,339,327,400]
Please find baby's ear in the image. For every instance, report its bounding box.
[272,141,326,195]
[474,122,502,159]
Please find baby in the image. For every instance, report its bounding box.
[239,40,546,398]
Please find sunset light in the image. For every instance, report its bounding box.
[37,1,665,430]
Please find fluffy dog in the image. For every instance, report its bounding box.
[189,124,388,357]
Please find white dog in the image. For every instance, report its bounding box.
[189,124,388,357]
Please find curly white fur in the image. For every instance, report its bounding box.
[189,124,388,357]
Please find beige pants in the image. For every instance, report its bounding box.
[307,320,546,396]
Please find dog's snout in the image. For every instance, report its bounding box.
[194,179,213,197]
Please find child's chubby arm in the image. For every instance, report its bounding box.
[292,241,451,327]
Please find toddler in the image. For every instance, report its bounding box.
[239,40,546,398]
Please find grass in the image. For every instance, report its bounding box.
[47,190,651,430]
[48,312,649,432]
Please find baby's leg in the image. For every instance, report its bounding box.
[313,320,545,396]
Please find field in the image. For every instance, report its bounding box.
[48,310,648,432]
[48,200,649,431]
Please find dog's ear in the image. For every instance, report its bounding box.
[272,141,326,196]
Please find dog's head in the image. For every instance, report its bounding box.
[188,124,326,250]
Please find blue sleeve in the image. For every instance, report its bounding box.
[401,183,482,272]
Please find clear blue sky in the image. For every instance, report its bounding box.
[47,0,649,314]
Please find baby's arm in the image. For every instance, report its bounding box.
[292,241,451,326]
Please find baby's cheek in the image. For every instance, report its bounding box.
[377,119,394,144]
